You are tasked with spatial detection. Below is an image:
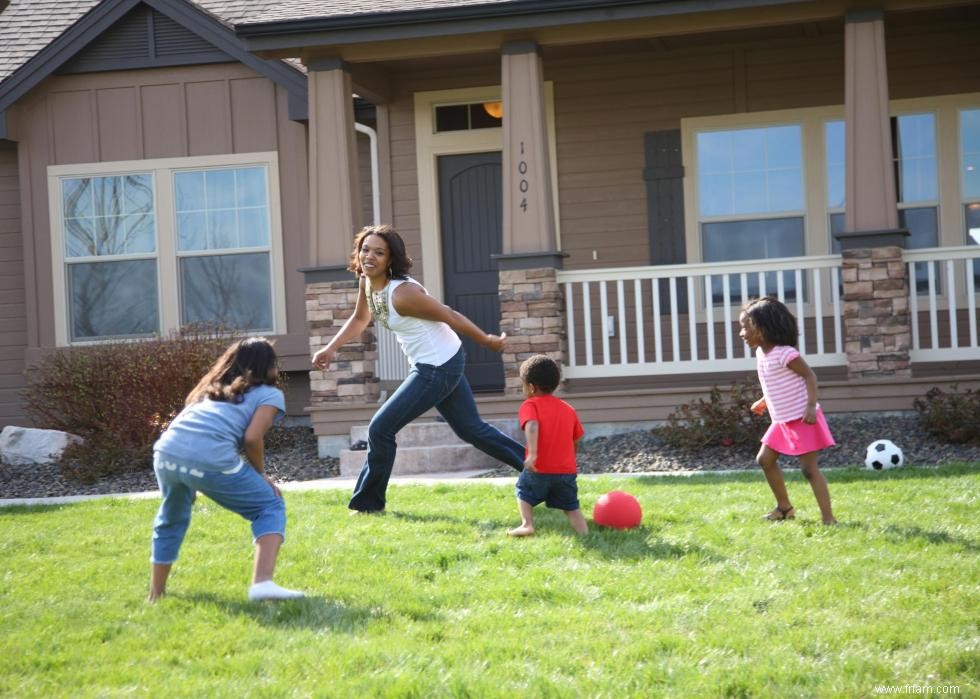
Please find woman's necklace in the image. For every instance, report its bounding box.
[365,279,391,329]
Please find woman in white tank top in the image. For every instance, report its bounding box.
[312,225,525,513]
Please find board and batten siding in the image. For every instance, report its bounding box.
[9,62,311,369]
[0,141,29,426]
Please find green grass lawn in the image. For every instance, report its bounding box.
[2,465,978,698]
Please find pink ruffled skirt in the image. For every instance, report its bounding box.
[762,406,835,456]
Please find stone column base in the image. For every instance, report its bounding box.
[840,246,912,379]
[305,278,379,405]
[497,267,565,394]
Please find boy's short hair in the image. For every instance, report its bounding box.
[519,354,561,394]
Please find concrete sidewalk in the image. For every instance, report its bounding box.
[0,468,749,508]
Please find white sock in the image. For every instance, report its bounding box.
[248,580,305,601]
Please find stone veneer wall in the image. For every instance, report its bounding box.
[498,268,565,394]
[840,246,912,378]
[305,280,379,404]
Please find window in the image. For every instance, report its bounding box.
[434,102,502,133]
[896,113,939,293]
[50,153,284,345]
[696,124,804,300]
[962,108,980,286]
[61,174,159,340]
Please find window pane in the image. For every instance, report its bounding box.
[900,206,938,294]
[829,212,846,254]
[68,259,158,340]
[768,167,804,212]
[825,120,845,208]
[208,210,237,249]
[898,157,938,202]
[94,176,124,217]
[65,217,95,258]
[966,204,980,286]
[698,131,733,174]
[962,109,980,199]
[62,175,155,258]
[731,129,766,171]
[435,105,469,133]
[698,125,802,217]
[179,253,273,332]
[468,103,502,129]
[766,125,802,170]
[63,178,93,218]
[238,207,269,248]
[702,217,805,300]
[894,114,937,203]
[125,214,155,254]
[236,167,267,208]
[175,171,205,212]
[123,174,153,214]
[699,173,733,217]
[205,169,236,210]
[177,212,207,251]
[731,171,766,214]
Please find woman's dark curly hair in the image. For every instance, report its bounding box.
[348,224,413,279]
[741,296,798,348]
[519,354,562,394]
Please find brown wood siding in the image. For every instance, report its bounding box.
[0,141,29,426]
[12,63,312,370]
[887,11,980,100]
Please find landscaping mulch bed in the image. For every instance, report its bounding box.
[2,414,978,500]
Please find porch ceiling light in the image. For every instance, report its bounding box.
[483,101,503,119]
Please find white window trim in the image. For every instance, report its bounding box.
[413,84,559,302]
[47,151,287,346]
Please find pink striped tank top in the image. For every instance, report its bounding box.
[756,345,808,424]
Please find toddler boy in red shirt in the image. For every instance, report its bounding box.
[507,355,588,537]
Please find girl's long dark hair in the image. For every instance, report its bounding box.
[185,337,278,405]
[348,224,413,279]
[742,296,799,348]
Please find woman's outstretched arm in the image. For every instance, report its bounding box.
[392,283,507,352]
[312,277,373,369]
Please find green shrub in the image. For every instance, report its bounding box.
[23,325,239,482]
[913,385,980,444]
[657,379,769,449]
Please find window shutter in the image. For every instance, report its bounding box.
[643,129,686,266]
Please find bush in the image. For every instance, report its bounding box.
[656,379,769,449]
[913,385,980,444]
[23,325,239,482]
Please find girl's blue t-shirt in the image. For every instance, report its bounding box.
[153,384,285,471]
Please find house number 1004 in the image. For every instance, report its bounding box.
[518,141,529,212]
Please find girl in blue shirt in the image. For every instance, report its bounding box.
[148,337,304,602]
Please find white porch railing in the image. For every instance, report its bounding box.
[557,255,846,379]
[906,245,980,363]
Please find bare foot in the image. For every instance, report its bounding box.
[822,518,838,526]
[507,525,535,537]
[146,591,164,603]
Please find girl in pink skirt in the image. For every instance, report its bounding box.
[739,296,837,525]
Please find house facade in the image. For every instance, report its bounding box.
[2,1,979,456]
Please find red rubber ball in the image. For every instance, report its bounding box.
[592,490,643,529]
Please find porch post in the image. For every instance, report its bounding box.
[496,41,566,394]
[837,10,911,379]
[302,59,378,405]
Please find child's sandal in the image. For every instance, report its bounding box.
[763,505,795,521]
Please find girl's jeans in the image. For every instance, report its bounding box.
[151,453,286,564]
[349,347,524,512]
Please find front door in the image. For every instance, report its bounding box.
[438,151,504,392]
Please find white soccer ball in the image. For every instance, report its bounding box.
[865,439,904,470]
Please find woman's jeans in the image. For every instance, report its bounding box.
[151,453,286,564]
[349,347,524,512]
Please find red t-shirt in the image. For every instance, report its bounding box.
[518,395,584,474]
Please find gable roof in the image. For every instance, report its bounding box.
[0,0,308,128]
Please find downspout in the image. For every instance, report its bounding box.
[354,121,380,224]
